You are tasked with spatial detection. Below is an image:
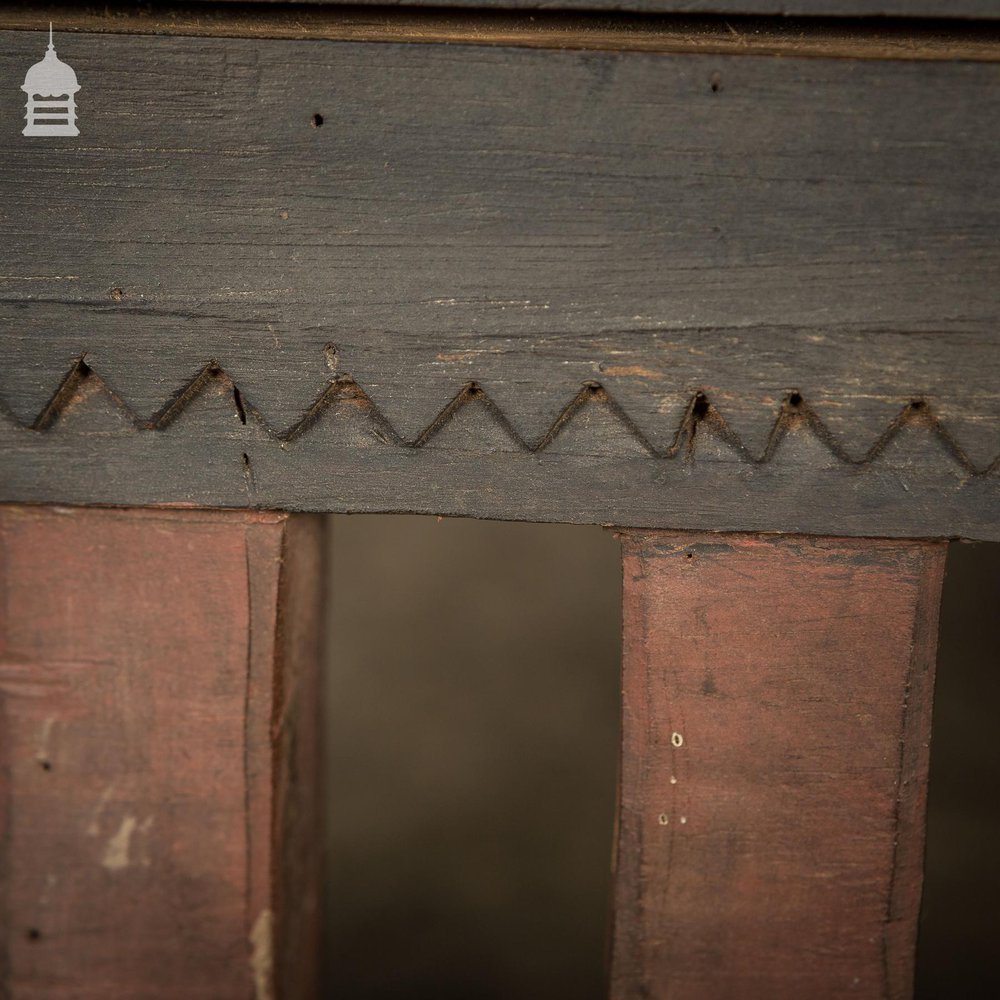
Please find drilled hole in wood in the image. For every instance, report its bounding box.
[909,399,926,411]
[26,928,41,942]
[109,287,124,302]
[710,72,722,93]
[311,113,324,128]
[38,759,51,771]
[788,391,803,408]
[692,393,710,420]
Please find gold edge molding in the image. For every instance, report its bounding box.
[0,3,998,61]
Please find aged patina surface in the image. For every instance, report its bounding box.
[0,27,997,538]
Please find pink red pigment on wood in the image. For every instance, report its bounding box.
[0,506,323,1000]
[612,533,946,1000]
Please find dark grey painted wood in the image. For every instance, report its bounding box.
[1,31,997,538]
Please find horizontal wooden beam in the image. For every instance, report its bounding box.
[0,4,998,59]
[1,30,997,537]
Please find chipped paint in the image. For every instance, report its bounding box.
[249,908,274,1000]
[102,816,137,870]
[86,783,116,836]
[35,716,55,767]
[101,814,153,870]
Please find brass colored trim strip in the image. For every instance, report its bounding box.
[0,3,998,61]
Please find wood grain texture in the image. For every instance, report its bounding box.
[612,532,946,999]
[0,31,997,537]
[0,505,323,1000]
[180,0,1000,20]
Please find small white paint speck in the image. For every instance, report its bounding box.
[658,814,669,826]
[670,776,678,785]
[680,816,687,825]
[101,814,153,870]
[102,816,137,870]
[671,732,684,748]
[86,783,117,836]
[35,716,56,766]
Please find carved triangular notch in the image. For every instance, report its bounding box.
[755,393,848,469]
[147,362,263,438]
[536,383,656,457]
[755,392,851,466]
[866,400,974,476]
[681,392,750,463]
[415,383,527,453]
[32,357,138,434]
[282,378,404,449]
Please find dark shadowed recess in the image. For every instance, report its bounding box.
[323,517,622,999]
[917,540,1000,999]
[322,516,999,998]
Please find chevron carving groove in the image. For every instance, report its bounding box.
[2,356,996,476]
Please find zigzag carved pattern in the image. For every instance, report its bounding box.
[3,357,997,476]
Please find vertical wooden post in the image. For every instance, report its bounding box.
[0,505,323,1000]
[611,533,946,1000]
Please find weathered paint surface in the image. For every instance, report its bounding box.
[0,31,997,538]
[612,532,946,999]
[0,506,322,1000]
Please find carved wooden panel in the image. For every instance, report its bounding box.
[1,30,997,537]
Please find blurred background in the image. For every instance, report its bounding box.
[322,516,999,999]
